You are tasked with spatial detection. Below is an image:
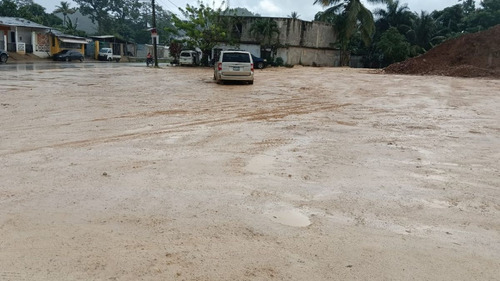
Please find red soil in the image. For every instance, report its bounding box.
[385,25,500,78]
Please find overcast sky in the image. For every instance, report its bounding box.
[40,0,480,21]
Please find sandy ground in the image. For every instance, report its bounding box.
[0,65,499,280]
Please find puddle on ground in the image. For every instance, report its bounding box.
[268,209,311,227]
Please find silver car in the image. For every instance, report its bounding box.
[0,49,8,63]
[214,51,254,84]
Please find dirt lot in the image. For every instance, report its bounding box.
[1,65,499,280]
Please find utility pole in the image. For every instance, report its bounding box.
[152,0,158,67]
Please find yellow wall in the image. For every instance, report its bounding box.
[49,35,85,55]
[50,35,60,54]
[94,41,99,60]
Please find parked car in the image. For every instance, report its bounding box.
[214,50,254,85]
[53,50,84,62]
[0,49,8,63]
[251,54,266,69]
[179,50,200,66]
[98,48,121,62]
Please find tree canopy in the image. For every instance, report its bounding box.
[169,1,238,65]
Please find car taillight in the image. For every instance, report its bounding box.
[251,63,254,72]
[218,62,222,71]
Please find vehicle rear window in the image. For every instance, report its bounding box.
[222,53,250,63]
[180,52,191,57]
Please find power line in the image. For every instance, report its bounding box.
[165,0,180,9]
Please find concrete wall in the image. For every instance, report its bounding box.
[235,17,338,66]
[277,47,340,67]
[238,17,336,49]
[212,43,261,57]
[16,29,32,44]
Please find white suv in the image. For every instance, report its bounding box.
[214,51,254,84]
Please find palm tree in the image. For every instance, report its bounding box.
[288,11,300,19]
[374,0,415,34]
[249,18,280,46]
[249,18,280,60]
[314,0,385,66]
[54,1,76,26]
[407,11,438,53]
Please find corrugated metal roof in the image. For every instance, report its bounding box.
[49,29,91,42]
[59,37,89,44]
[0,16,50,29]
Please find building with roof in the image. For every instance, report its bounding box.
[0,16,90,58]
[89,35,136,60]
[49,29,90,56]
[0,16,51,56]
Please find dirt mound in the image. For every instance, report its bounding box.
[385,25,500,78]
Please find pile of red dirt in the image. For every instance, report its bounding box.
[385,24,500,78]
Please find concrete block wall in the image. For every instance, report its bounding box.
[238,17,336,49]
[235,17,340,66]
[277,47,340,67]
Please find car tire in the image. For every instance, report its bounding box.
[79,57,84,62]
[65,57,69,62]
[115,58,120,62]
[256,62,264,69]
[108,57,112,62]
[0,54,7,63]
[249,81,254,85]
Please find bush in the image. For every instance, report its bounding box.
[275,57,284,66]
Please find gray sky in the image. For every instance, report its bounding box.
[40,0,481,21]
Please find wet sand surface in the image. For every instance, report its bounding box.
[1,65,499,280]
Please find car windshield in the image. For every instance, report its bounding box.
[223,53,250,63]
[58,50,69,54]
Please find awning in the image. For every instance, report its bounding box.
[59,37,89,44]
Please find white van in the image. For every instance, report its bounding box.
[179,50,200,66]
[213,51,254,85]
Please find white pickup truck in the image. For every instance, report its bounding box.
[98,48,121,62]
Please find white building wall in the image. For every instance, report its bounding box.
[212,43,262,58]
[16,29,32,44]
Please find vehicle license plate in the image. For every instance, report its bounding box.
[233,66,240,71]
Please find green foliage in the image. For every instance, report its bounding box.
[376,27,410,65]
[72,0,174,43]
[61,17,87,37]
[314,0,382,66]
[398,11,437,55]
[249,18,280,60]
[275,57,284,66]
[374,0,414,35]
[54,1,76,26]
[460,0,476,15]
[249,18,280,46]
[223,7,260,17]
[288,11,300,19]
[464,0,500,31]
[170,1,237,65]
[74,0,113,34]
[0,0,62,26]
[0,0,20,17]
[315,0,499,67]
